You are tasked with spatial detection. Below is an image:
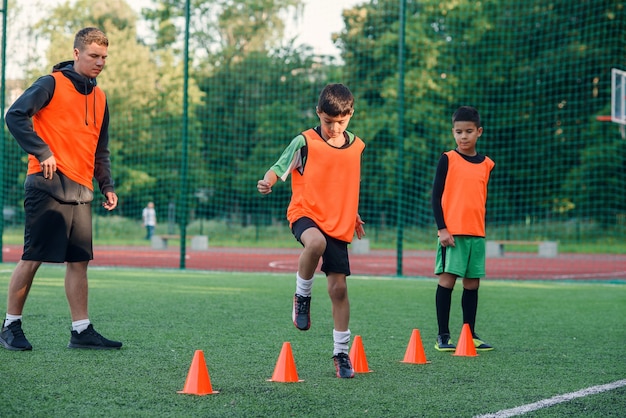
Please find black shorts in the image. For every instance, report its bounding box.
[291,217,351,276]
[22,188,93,263]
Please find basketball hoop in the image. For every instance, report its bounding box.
[597,115,626,139]
[597,68,626,139]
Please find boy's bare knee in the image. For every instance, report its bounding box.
[438,272,457,289]
[328,280,348,301]
[307,240,326,256]
[301,230,326,256]
[462,278,480,290]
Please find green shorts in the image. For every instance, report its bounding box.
[434,236,485,279]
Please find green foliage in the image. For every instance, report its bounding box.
[338,0,626,234]
[141,0,304,64]
[2,0,625,261]
[195,47,334,223]
[0,266,624,416]
[25,0,207,220]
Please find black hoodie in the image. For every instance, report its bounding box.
[6,61,114,198]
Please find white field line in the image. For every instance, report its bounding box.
[474,379,626,418]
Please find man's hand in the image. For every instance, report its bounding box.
[40,156,57,179]
[102,192,118,211]
[355,214,365,240]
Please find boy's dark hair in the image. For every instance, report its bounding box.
[452,106,481,127]
[74,27,109,51]
[317,83,354,117]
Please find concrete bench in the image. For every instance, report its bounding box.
[351,238,370,254]
[151,234,209,250]
[486,240,558,258]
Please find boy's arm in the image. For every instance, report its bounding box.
[431,154,455,246]
[431,154,448,230]
[257,170,278,195]
[256,134,306,195]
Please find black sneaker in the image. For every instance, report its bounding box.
[333,353,355,379]
[292,294,311,331]
[68,324,122,350]
[472,334,494,351]
[434,333,456,352]
[0,319,33,351]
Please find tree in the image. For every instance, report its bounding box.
[31,0,205,219]
[337,0,495,227]
[141,0,304,68]
[192,42,342,222]
[335,0,625,232]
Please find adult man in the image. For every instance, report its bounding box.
[0,27,122,350]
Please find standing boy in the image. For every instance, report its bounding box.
[431,106,494,352]
[0,27,122,351]
[257,83,365,378]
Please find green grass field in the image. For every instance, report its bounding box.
[0,265,624,417]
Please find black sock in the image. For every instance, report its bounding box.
[462,288,478,336]
[435,285,453,336]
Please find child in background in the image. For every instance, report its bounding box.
[142,201,157,240]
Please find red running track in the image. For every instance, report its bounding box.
[2,245,626,281]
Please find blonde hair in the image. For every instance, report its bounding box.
[74,27,108,51]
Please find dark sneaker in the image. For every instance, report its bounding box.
[333,353,355,379]
[473,334,494,351]
[292,294,311,331]
[0,319,33,351]
[68,324,122,350]
[434,333,456,352]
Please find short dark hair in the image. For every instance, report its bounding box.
[74,27,108,51]
[452,106,481,127]
[317,83,354,117]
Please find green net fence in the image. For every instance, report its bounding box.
[1,0,625,279]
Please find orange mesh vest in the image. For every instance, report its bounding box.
[441,150,494,236]
[287,129,365,242]
[29,72,106,190]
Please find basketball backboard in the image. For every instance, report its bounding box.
[611,68,626,125]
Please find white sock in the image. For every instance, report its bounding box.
[72,319,91,333]
[4,313,22,326]
[295,272,314,296]
[333,329,351,355]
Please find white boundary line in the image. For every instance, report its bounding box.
[475,379,626,418]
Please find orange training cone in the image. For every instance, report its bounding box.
[349,335,373,373]
[178,350,219,395]
[453,323,478,357]
[267,342,303,382]
[401,329,430,364]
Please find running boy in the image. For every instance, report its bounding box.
[431,106,494,352]
[257,83,365,378]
